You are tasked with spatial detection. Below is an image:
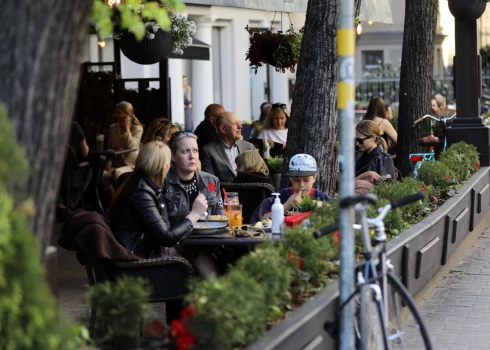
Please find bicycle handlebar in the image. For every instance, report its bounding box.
[313,192,425,239]
[412,113,457,127]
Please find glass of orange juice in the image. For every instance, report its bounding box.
[228,204,243,228]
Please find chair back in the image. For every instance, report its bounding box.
[221,182,275,224]
[62,146,90,189]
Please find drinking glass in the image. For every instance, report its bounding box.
[228,204,243,228]
[223,192,239,216]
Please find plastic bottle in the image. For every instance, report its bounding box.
[263,136,270,159]
[271,193,284,235]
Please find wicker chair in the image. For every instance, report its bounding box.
[221,182,275,224]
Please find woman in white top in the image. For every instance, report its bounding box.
[103,101,144,195]
[258,102,290,151]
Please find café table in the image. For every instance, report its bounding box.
[87,148,138,214]
[181,228,281,246]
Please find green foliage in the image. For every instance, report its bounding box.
[92,0,184,41]
[186,271,268,350]
[418,160,454,190]
[0,103,85,349]
[232,244,291,315]
[86,276,150,350]
[293,195,318,213]
[439,141,480,183]
[245,26,303,74]
[267,155,284,174]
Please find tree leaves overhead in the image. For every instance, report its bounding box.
[91,0,184,40]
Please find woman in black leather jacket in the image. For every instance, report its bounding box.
[108,141,208,258]
[355,120,396,180]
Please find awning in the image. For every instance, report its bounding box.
[168,37,210,61]
[184,0,393,24]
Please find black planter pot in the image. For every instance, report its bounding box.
[448,0,486,21]
[118,29,175,65]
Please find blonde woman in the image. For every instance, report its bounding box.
[258,102,290,150]
[142,118,179,145]
[103,101,144,195]
[355,120,395,179]
[233,150,273,185]
[108,141,208,258]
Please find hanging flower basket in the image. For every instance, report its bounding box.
[245,25,303,74]
[113,3,196,65]
[118,27,175,65]
[448,0,487,21]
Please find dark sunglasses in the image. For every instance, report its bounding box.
[272,103,287,110]
[355,136,371,144]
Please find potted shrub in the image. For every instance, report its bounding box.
[245,25,302,74]
[113,2,196,64]
[267,156,283,190]
[86,276,150,350]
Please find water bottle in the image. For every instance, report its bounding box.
[271,193,284,235]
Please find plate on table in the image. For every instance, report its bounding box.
[193,221,228,234]
[197,214,229,223]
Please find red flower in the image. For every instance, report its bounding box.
[445,174,451,181]
[430,195,437,202]
[475,162,481,170]
[333,231,340,251]
[206,182,216,193]
[421,185,427,191]
[287,253,303,270]
[180,305,198,319]
[171,320,196,350]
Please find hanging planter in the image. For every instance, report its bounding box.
[245,13,303,74]
[113,3,196,65]
[118,27,175,65]
[448,0,487,21]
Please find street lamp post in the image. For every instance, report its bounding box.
[447,0,490,166]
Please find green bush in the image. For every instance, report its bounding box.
[417,160,454,190]
[186,270,268,350]
[233,243,291,315]
[439,141,480,182]
[0,103,86,350]
[86,276,150,350]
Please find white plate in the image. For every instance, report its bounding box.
[193,221,228,234]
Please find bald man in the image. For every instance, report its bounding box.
[200,112,255,182]
[194,103,225,151]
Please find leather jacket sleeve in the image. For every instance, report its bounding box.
[132,189,194,247]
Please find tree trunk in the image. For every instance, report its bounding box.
[283,0,361,195]
[0,0,94,253]
[395,0,438,176]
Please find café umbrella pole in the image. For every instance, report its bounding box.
[337,0,356,348]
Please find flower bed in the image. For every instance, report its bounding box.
[175,142,482,349]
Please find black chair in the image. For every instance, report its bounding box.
[61,146,91,214]
[221,182,275,224]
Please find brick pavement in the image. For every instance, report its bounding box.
[411,227,490,350]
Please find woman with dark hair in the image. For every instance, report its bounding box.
[142,118,179,145]
[258,102,290,151]
[362,97,397,153]
[355,120,395,180]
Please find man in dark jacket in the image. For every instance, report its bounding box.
[194,104,225,151]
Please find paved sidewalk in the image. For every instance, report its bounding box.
[414,227,490,350]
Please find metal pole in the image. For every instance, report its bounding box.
[337,0,356,349]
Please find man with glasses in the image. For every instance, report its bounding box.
[200,112,255,182]
[194,103,225,151]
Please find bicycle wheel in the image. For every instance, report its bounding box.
[386,272,432,349]
[358,284,387,350]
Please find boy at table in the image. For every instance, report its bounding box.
[250,153,331,224]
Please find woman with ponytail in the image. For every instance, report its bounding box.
[355,120,395,180]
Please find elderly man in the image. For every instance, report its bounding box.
[200,112,255,182]
[194,103,225,151]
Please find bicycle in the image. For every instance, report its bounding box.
[409,111,457,177]
[314,193,432,349]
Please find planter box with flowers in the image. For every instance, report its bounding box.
[245,25,302,74]
[112,2,196,65]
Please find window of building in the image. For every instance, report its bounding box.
[362,50,384,71]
